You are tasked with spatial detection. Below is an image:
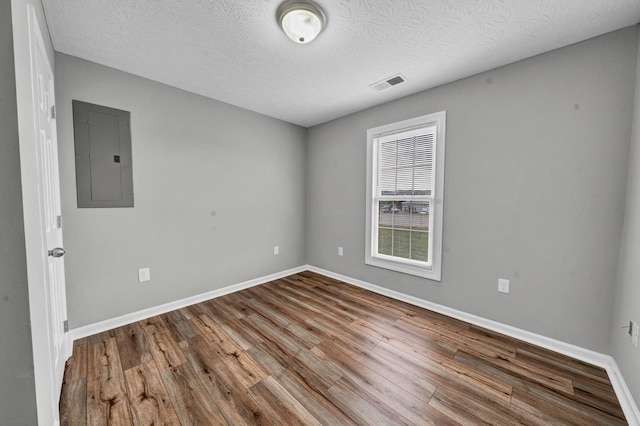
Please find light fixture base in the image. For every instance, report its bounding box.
[277,0,326,44]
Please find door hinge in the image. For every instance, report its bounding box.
[50,105,56,119]
[56,215,62,229]
[63,320,69,333]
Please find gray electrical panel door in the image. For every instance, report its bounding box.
[73,100,134,208]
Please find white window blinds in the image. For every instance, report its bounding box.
[377,127,435,198]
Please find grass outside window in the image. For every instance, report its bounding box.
[378,227,428,262]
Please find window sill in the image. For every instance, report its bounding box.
[365,256,441,281]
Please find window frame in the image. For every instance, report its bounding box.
[365,111,446,281]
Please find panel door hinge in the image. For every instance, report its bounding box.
[57,215,62,229]
[63,320,69,333]
[50,105,56,119]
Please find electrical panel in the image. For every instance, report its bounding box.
[73,100,133,208]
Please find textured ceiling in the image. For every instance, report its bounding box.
[43,0,640,127]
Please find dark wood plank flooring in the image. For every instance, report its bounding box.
[60,271,628,425]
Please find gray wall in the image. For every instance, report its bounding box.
[306,27,638,353]
[55,54,307,327]
[0,2,38,424]
[611,30,640,405]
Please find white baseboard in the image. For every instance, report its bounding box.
[68,265,307,342]
[607,357,640,426]
[306,265,640,425]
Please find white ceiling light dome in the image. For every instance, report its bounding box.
[277,0,326,44]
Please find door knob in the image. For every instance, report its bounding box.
[48,247,65,258]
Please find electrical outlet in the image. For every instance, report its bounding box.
[338,247,344,256]
[498,278,510,294]
[630,321,639,348]
[138,267,150,283]
[273,245,279,255]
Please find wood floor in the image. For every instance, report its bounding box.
[59,271,628,425]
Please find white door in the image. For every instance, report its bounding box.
[28,5,69,421]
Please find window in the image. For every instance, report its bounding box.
[365,111,446,280]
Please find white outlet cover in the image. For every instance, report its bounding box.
[498,278,510,294]
[273,245,279,255]
[338,247,344,256]
[138,267,150,283]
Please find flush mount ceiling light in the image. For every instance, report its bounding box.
[277,0,326,44]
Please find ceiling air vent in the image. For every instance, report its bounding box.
[370,74,407,91]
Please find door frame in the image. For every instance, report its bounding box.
[13,3,71,424]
